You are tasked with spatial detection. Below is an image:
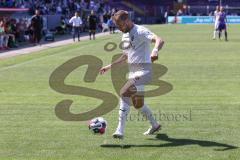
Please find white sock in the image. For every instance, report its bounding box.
[213,31,217,39]
[141,104,158,127]
[116,97,130,134]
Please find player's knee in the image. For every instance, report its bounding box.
[132,97,144,109]
[133,100,144,109]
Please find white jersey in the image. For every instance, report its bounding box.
[121,25,155,90]
[121,24,155,73]
[214,10,220,28]
[69,16,83,27]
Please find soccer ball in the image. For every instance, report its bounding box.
[88,117,107,135]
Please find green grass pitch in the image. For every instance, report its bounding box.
[0,24,240,160]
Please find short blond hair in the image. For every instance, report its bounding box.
[113,10,129,22]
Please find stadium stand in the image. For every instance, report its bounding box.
[1,0,240,51]
[0,0,117,51]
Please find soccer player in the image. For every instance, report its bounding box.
[99,10,164,139]
[213,6,220,40]
[69,12,82,42]
[218,7,228,41]
[88,10,97,40]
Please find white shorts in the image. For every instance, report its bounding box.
[128,70,152,92]
[214,22,219,30]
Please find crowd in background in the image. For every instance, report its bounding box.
[0,0,115,23]
[0,18,23,50]
[0,0,118,51]
[0,16,47,50]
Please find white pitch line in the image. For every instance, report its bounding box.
[0,32,110,72]
[0,32,109,60]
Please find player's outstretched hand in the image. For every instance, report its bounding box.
[99,65,111,75]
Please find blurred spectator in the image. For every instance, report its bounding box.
[4,20,18,48]
[88,10,98,40]
[103,11,111,23]
[0,19,9,50]
[31,9,43,45]
[17,19,24,42]
[164,10,169,24]
[56,3,63,14]
[16,19,28,42]
[55,17,68,35]
[177,9,183,16]
[107,15,115,34]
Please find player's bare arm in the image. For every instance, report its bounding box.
[151,35,164,62]
[99,54,127,75]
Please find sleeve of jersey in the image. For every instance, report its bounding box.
[139,29,155,43]
[69,17,73,23]
[80,18,83,25]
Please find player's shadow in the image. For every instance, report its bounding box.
[101,134,238,151]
